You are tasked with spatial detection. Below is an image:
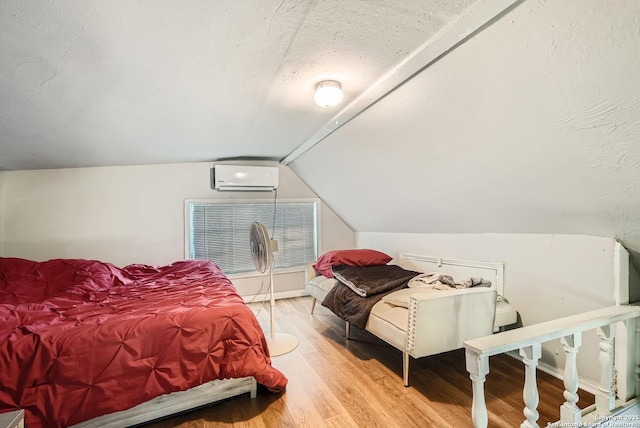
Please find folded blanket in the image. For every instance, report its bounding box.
[332,264,420,297]
[408,272,491,290]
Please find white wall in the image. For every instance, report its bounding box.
[289,0,640,265]
[357,232,616,386]
[0,161,355,296]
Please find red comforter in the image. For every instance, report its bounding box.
[0,257,287,427]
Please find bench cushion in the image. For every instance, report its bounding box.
[307,276,339,301]
[366,301,408,350]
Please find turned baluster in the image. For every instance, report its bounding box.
[520,343,541,428]
[466,350,489,428]
[596,324,616,413]
[560,333,582,423]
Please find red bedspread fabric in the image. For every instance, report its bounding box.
[0,257,287,427]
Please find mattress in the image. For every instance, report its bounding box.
[495,300,518,330]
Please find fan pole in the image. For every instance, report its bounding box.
[264,259,298,357]
[269,266,276,340]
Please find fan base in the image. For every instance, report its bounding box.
[266,333,299,356]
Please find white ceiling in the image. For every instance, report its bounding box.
[289,0,640,260]
[0,0,476,170]
[2,0,640,264]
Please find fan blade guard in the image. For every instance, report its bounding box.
[250,222,274,274]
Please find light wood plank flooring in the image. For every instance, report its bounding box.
[144,296,594,427]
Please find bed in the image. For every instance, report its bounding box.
[0,257,287,427]
[307,251,517,386]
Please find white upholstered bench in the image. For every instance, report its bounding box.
[306,254,518,386]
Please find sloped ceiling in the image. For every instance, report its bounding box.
[0,0,475,170]
[1,0,640,261]
[289,0,640,259]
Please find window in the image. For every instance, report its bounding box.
[186,199,318,275]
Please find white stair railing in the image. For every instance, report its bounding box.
[464,305,640,428]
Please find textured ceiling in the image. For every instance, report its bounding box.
[0,0,475,170]
[4,0,639,264]
[289,0,640,259]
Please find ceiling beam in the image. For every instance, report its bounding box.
[281,0,524,166]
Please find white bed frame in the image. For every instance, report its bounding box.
[70,376,256,428]
[397,253,504,298]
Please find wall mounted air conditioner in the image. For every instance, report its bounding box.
[212,165,279,191]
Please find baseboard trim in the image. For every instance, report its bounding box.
[242,289,308,304]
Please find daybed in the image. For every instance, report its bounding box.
[307,252,517,386]
[0,257,287,427]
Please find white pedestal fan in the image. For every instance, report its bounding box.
[250,222,298,356]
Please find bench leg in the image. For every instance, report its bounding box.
[346,321,350,339]
[310,298,316,314]
[403,351,410,387]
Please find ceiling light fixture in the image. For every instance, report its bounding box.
[314,80,344,107]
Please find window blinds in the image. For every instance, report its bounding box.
[188,200,317,275]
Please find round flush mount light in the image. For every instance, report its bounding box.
[314,80,344,107]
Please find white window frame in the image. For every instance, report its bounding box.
[184,198,321,279]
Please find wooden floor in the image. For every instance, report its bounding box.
[144,296,594,427]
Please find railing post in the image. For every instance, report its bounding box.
[615,316,637,401]
[635,320,640,397]
[596,324,616,413]
[560,333,582,423]
[466,350,489,428]
[520,343,541,428]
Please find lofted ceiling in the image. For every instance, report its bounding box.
[0,0,476,170]
[1,0,640,265]
[289,0,640,261]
